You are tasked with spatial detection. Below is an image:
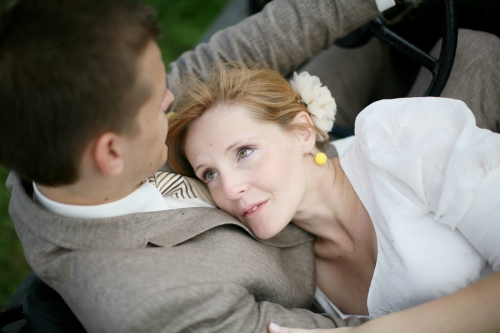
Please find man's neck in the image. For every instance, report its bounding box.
[36,177,142,205]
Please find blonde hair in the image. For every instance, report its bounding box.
[167,61,328,177]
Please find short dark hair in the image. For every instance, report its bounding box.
[0,0,161,186]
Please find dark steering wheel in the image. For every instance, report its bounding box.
[335,0,458,97]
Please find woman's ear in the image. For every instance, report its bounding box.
[92,132,124,176]
[290,111,317,151]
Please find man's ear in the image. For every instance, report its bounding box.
[290,111,317,151]
[92,132,124,176]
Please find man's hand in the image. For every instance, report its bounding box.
[268,323,354,333]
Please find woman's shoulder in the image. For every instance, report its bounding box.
[347,96,500,230]
[349,97,485,170]
[354,97,474,141]
[357,97,471,120]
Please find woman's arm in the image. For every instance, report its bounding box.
[269,264,500,333]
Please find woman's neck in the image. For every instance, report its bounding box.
[292,157,375,257]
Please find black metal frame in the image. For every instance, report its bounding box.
[368,0,458,97]
[0,305,24,331]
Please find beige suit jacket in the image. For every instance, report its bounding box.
[9,173,346,332]
[8,0,380,331]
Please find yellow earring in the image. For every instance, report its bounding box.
[310,150,327,165]
[166,111,176,122]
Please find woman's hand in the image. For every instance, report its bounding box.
[268,323,353,333]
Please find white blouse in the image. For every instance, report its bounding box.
[325,97,500,318]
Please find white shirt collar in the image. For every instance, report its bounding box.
[33,180,215,219]
[33,181,169,219]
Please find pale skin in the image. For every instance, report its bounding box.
[184,104,500,333]
[186,104,376,313]
[37,40,174,205]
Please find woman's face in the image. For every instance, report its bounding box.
[184,104,310,239]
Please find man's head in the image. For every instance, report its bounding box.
[0,0,167,186]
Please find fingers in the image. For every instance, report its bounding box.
[268,322,319,333]
[268,323,354,333]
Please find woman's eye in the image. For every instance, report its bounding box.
[237,147,253,159]
[203,170,219,183]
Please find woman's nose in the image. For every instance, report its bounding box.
[222,174,247,200]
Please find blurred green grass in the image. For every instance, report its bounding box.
[0,0,229,308]
[0,166,26,308]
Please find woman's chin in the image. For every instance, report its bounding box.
[251,225,283,240]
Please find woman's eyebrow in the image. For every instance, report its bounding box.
[193,141,242,173]
[225,137,259,154]
[194,163,206,174]
[194,136,260,173]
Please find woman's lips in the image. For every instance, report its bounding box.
[242,200,268,218]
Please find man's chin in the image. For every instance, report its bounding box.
[151,153,169,174]
[159,151,168,169]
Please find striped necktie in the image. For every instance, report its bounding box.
[148,171,215,206]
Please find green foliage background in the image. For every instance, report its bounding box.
[0,0,229,308]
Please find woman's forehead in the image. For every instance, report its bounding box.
[185,105,284,155]
[189,104,256,133]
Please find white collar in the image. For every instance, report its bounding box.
[33,181,168,219]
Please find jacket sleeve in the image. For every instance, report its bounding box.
[52,233,367,333]
[60,252,368,333]
[121,282,366,333]
[167,0,381,98]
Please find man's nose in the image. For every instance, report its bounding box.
[162,89,174,112]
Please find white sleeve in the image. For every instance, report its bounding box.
[331,135,356,157]
[457,170,500,271]
[374,0,395,12]
[354,97,500,270]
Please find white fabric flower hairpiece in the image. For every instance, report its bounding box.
[289,71,336,141]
